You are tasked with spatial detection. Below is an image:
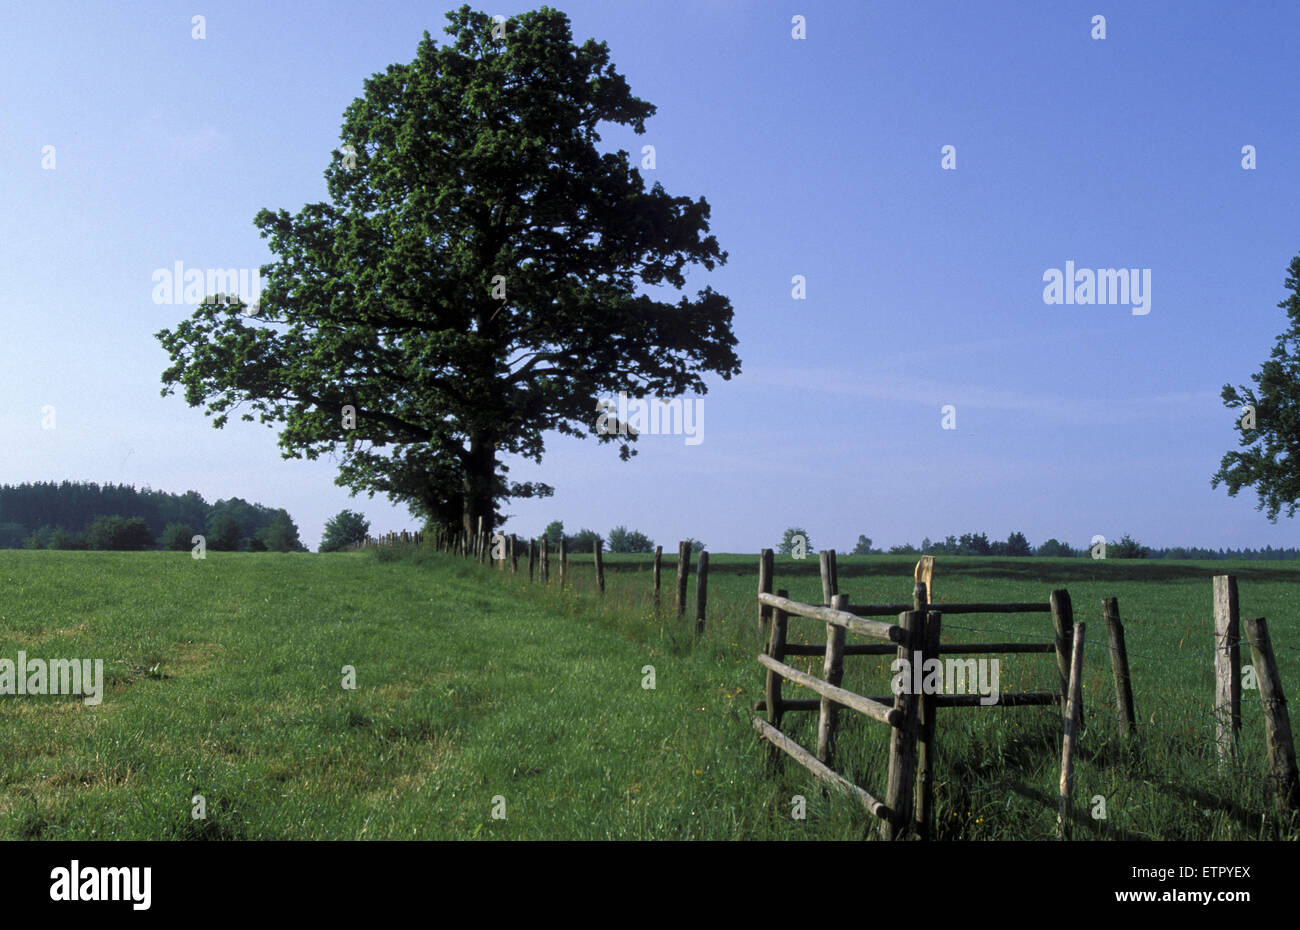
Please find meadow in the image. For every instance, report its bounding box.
[0,547,1295,840]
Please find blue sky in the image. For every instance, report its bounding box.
[2,1,1298,552]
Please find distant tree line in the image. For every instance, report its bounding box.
[525,521,703,556]
[868,530,1300,560]
[0,481,306,552]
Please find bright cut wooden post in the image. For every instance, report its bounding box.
[758,548,774,629]
[765,588,790,740]
[916,609,941,840]
[594,538,605,594]
[817,594,849,767]
[913,556,934,602]
[674,541,690,616]
[1242,617,1299,815]
[1213,575,1242,764]
[558,538,568,589]
[527,538,536,582]
[652,545,662,608]
[1058,621,1087,838]
[1103,597,1136,736]
[882,610,923,840]
[1050,589,1075,712]
[694,551,709,635]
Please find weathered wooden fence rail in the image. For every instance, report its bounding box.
[753,552,1089,839]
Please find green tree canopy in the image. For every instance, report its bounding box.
[86,515,154,551]
[155,6,739,540]
[1109,534,1148,559]
[1213,254,1300,520]
[778,527,812,556]
[161,522,197,551]
[565,528,600,553]
[207,513,244,551]
[607,525,654,553]
[1004,531,1033,557]
[1035,538,1075,558]
[258,510,306,552]
[321,509,371,552]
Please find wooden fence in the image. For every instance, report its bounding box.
[346,529,423,550]
[412,527,715,629]
[1211,573,1298,813]
[752,549,1088,839]
[350,533,1296,825]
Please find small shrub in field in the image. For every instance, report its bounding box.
[608,525,654,553]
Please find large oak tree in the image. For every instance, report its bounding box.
[157,5,739,536]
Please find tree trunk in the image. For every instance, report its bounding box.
[461,433,497,539]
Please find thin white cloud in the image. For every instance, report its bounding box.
[138,108,227,159]
[744,366,1220,425]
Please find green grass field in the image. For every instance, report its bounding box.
[1,547,1296,840]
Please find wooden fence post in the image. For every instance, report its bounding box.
[817,594,849,767]
[916,609,941,840]
[527,538,536,582]
[1242,617,1299,816]
[1213,575,1242,765]
[882,609,924,840]
[695,551,709,636]
[764,589,790,763]
[820,550,835,605]
[1058,621,1087,838]
[652,545,662,608]
[559,538,568,589]
[541,535,549,584]
[914,556,934,603]
[1050,589,1075,713]
[509,534,518,574]
[1103,597,1136,736]
[595,538,605,594]
[758,548,774,630]
[674,541,690,616]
